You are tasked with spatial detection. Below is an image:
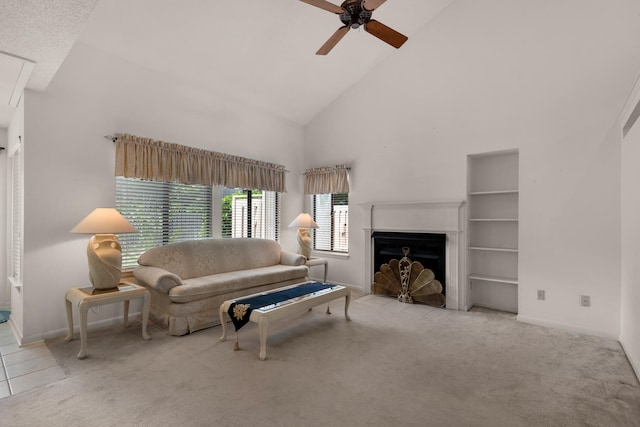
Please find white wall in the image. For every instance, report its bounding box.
[621,98,640,378]
[304,0,640,338]
[19,42,305,343]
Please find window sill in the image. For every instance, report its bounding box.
[120,270,135,279]
[311,251,349,260]
[8,276,22,291]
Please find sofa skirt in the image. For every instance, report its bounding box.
[146,278,307,336]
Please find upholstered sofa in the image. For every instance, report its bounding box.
[133,238,308,335]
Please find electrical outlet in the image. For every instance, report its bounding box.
[537,290,545,300]
[581,295,590,307]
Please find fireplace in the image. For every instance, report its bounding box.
[372,231,446,295]
[361,200,467,310]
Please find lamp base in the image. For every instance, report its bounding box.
[86,234,123,290]
[297,228,312,260]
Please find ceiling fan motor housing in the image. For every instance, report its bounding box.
[339,0,373,29]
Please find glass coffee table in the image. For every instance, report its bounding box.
[219,282,351,360]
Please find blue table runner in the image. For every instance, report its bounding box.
[228,282,333,331]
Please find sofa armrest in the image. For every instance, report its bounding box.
[280,250,307,266]
[133,266,184,294]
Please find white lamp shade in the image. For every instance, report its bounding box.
[71,208,137,234]
[288,213,318,229]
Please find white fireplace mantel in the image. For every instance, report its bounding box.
[361,200,468,311]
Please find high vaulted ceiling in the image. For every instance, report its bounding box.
[0,0,455,128]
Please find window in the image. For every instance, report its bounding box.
[221,188,280,240]
[116,178,281,269]
[313,193,349,253]
[116,177,213,269]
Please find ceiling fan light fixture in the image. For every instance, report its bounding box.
[301,0,407,54]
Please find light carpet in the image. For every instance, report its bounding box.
[1,294,639,426]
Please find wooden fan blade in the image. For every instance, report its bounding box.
[316,26,350,55]
[300,0,344,14]
[409,268,436,295]
[411,279,443,298]
[388,259,402,283]
[364,20,408,49]
[362,0,388,11]
[380,263,400,285]
[408,261,424,284]
[373,271,400,295]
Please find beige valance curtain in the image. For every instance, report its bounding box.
[115,133,287,192]
[303,165,350,194]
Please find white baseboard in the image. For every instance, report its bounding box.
[517,314,619,341]
[17,311,146,346]
[470,302,517,314]
[6,316,27,346]
[620,339,640,382]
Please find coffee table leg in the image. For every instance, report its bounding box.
[258,316,269,360]
[219,304,227,342]
[344,291,351,321]
[323,262,328,283]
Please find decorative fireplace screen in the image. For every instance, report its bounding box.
[372,246,446,307]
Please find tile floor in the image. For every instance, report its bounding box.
[0,321,66,400]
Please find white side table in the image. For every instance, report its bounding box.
[306,257,328,283]
[64,282,151,359]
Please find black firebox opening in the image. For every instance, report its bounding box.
[372,231,446,295]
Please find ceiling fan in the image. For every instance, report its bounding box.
[300,0,408,55]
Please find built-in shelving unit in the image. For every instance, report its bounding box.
[467,150,519,313]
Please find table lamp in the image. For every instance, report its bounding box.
[288,213,318,260]
[71,208,138,290]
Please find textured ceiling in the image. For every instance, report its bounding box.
[0,0,99,90]
[0,0,455,128]
[0,0,99,127]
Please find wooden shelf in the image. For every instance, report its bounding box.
[468,274,519,285]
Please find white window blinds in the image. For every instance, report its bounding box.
[115,179,281,269]
[313,193,349,253]
[115,177,213,269]
[9,143,23,287]
[221,188,280,240]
